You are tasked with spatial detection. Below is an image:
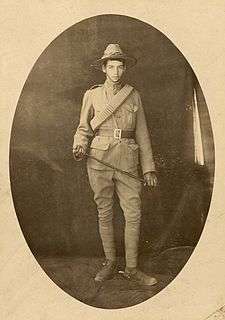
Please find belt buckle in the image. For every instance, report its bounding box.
[114,128,122,139]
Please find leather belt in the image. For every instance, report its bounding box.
[95,129,135,139]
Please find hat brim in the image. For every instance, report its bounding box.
[91,54,137,71]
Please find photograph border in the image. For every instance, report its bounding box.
[1,1,225,319]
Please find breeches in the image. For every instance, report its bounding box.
[87,167,142,268]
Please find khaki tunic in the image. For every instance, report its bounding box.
[73,80,155,174]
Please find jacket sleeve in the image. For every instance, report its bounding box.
[135,91,156,174]
[73,90,94,151]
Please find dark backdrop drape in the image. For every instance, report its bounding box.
[10,15,214,257]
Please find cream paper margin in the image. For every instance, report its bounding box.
[1,1,225,319]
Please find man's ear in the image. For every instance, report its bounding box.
[102,64,106,73]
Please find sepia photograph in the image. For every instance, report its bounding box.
[9,14,215,309]
[2,3,225,318]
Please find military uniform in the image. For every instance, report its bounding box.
[73,78,156,269]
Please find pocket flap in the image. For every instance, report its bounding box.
[90,140,110,150]
[124,104,139,112]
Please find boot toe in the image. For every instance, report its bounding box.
[122,269,158,286]
[143,276,157,286]
[94,274,104,282]
[94,260,117,282]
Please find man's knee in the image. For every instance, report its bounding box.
[98,208,114,223]
[125,210,141,225]
[93,191,114,220]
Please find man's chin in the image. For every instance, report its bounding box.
[107,76,122,83]
[111,78,120,83]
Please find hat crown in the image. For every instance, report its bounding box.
[92,44,136,70]
[103,44,123,57]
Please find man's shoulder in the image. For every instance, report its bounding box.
[83,84,103,98]
[84,84,103,95]
[125,83,139,93]
[89,84,103,90]
[130,85,139,92]
[129,86,141,98]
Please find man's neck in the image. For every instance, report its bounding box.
[104,77,124,91]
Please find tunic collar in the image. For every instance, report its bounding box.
[104,78,124,94]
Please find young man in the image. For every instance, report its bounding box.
[73,44,158,286]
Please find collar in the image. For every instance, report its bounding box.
[104,78,124,92]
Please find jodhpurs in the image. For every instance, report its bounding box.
[87,167,142,268]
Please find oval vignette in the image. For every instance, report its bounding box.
[9,14,214,309]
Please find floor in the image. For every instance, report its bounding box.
[38,246,194,309]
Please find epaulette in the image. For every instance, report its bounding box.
[90,84,103,90]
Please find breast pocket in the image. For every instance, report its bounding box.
[120,104,138,129]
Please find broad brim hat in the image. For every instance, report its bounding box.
[91,43,137,71]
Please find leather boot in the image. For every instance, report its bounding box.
[121,268,157,286]
[94,259,117,282]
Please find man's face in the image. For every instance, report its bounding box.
[102,59,126,83]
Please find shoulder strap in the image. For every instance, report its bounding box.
[90,84,134,131]
[90,84,103,90]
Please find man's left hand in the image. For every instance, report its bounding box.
[143,171,158,188]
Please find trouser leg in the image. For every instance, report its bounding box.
[114,170,142,269]
[87,167,116,261]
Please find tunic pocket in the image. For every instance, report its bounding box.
[125,143,139,170]
[88,139,110,170]
[122,104,138,129]
[90,140,110,150]
[124,104,139,113]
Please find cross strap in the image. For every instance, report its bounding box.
[90,84,134,131]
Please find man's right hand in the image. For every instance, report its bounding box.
[73,145,85,161]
